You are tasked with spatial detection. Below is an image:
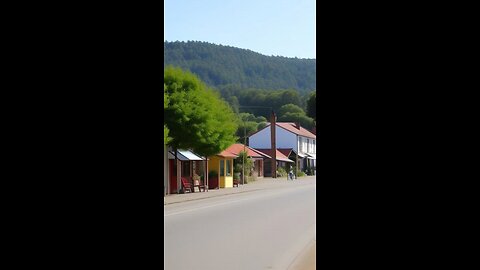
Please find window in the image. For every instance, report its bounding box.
[220,160,225,176]
[182,161,190,177]
[313,140,316,153]
[226,160,231,176]
[307,139,310,152]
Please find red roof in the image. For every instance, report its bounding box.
[253,149,294,163]
[276,122,316,139]
[248,122,316,139]
[217,143,270,159]
[217,149,238,158]
[277,148,293,157]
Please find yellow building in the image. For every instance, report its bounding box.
[208,150,236,188]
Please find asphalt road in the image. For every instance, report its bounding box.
[164,178,316,270]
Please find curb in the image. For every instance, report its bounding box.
[164,188,262,205]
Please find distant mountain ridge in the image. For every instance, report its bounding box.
[164,41,316,92]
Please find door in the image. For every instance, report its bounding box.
[169,159,177,194]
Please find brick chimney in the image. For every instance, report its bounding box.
[271,111,277,178]
[295,122,301,130]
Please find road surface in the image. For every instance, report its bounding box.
[164,177,316,270]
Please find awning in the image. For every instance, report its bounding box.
[306,153,316,160]
[168,149,205,161]
[277,157,294,163]
[252,148,292,162]
[296,152,307,158]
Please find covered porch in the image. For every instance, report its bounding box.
[168,149,208,194]
[208,150,236,189]
[253,148,294,177]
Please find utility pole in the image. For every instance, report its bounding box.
[237,105,273,180]
[271,110,277,178]
[243,122,246,185]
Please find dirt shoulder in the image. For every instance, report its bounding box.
[287,240,316,270]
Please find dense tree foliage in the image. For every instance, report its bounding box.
[164,41,317,141]
[164,84,171,145]
[236,121,259,144]
[225,90,315,139]
[221,87,309,118]
[278,104,305,117]
[278,113,314,130]
[306,92,316,120]
[277,103,315,130]
[236,150,254,182]
[164,66,238,156]
[164,41,316,92]
[234,112,268,143]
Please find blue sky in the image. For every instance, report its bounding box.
[164,0,316,59]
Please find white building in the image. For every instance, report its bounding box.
[248,122,316,173]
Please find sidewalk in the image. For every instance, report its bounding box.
[164,175,315,205]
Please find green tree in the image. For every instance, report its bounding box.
[278,104,305,118]
[306,92,316,120]
[279,112,315,130]
[164,84,171,145]
[255,116,267,123]
[164,41,316,92]
[236,121,258,143]
[227,96,239,114]
[257,122,268,130]
[238,112,257,122]
[164,66,238,156]
[237,150,254,182]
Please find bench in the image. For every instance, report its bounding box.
[193,178,207,192]
[181,177,193,193]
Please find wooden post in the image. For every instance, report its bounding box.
[271,111,277,178]
[174,148,181,194]
[296,152,298,179]
[205,156,208,192]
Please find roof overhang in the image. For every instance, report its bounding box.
[249,148,271,159]
[168,149,205,161]
[297,152,308,158]
[277,157,294,163]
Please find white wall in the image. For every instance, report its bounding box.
[249,125,297,152]
[276,126,298,151]
[298,136,317,155]
[249,126,271,149]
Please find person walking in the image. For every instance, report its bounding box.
[289,168,294,180]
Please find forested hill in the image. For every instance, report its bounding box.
[164,41,316,92]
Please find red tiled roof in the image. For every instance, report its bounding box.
[216,149,238,158]
[253,148,294,163]
[217,150,238,158]
[248,122,316,139]
[276,122,316,139]
[249,147,271,159]
[277,148,293,157]
[216,143,270,158]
